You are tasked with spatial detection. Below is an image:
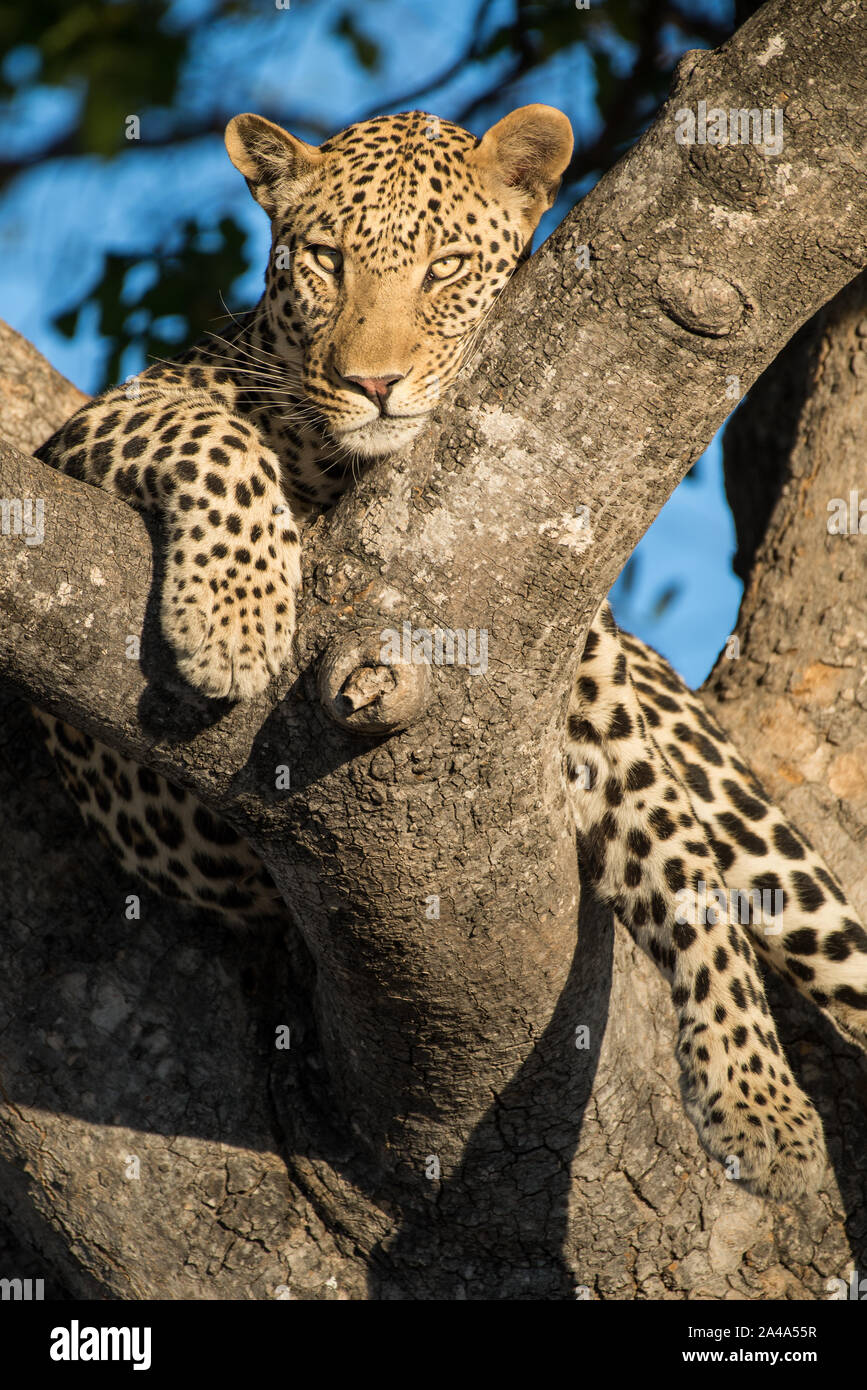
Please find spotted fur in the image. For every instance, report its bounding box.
[32,107,867,1198]
[565,608,866,1197]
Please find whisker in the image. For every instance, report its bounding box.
[213,294,286,361]
[191,316,300,371]
[198,332,302,374]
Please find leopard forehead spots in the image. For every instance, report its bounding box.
[314,115,481,260]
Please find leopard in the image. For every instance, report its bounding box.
[31,104,867,1201]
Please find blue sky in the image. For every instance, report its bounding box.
[0,0,742,687]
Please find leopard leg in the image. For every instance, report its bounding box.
[622,629,867,1048]
[32,714,283,923]
[563,603,826,1198]
[36,389,302,701]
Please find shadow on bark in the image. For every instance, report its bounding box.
[363,891,613,1300]
[722,319,823,585]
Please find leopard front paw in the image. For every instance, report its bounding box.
[685,1076,827,1200]
[161,549,299,701]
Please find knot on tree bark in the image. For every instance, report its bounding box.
[655,263,747,337]
[318,628,432,734]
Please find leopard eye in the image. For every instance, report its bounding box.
[310,245,342,274]
[427,254,465,283]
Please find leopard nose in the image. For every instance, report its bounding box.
[340,372,405,409]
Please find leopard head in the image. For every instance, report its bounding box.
[225,106,573,459]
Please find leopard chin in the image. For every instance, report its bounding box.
[330,414,427,459]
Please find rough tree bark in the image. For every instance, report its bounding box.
[0,0,865,1299]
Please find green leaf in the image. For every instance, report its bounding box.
[333,12,381,73]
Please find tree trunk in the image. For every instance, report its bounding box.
[0,0,866,1299]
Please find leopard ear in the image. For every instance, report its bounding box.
[469,104,573,220]
[225,113,321,217]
